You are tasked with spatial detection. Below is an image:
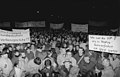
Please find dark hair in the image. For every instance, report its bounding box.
[2,47,8,54]
[14,50,19,53]
[79,47,85,54]
[103,52,109,59]
[44,59,52,66]
[34,57,41,65]
[32,73,41,77]
[14,62,19,67]
[26,47,31,50]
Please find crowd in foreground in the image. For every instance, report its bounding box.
[0,29,120,77]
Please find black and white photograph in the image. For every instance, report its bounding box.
[0,0,119,77]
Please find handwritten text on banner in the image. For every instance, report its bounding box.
[71,24,88,32]
[89,35,120,54]
[0,29,30,43]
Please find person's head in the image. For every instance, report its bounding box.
[20,45,24,50]
[21,52,26,58]
[63,43,67,48]
[75,45,79,51]
[78,47,84,56]
[44,59,52,67]
[32,73,41,77]
[64,61,71,69]
[8,46,13,51]
[2,44,6,49]
[0,67,3,75]
[101,52,109,59]
[16,45,21,50]
[84,56,90,63]
[66,51,72,58]
[112,54,117,59]
[14,50,20,57]
[34,57,41,65]
[47,50,53,57]
[68,44,73,50]
[31,44,35,49]
[102,59,110,67]
[1,53,8,58]
[27,43,31,47]
[1,47,9,58]
[2,47,9,53]
[68,40,72,44]
[72,40,76,45]
[76,37,79,41]
[26,47,31,53]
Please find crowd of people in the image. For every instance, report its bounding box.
[0,29,120,77]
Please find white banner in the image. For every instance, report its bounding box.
[0,29,30,43]
[27,21,45,27]
[89,35,120,54]
[0,29,12,33]
[12,29,30,33]
[71,24,88,32]
[50,23,64,29]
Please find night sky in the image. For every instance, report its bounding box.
[0,0,119,26]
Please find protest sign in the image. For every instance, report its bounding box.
[0,29,12,33]
[89,35,120,54]
[27,21,45,27]
[71,24,88,32]
[0,29,30,43]
[0,22,10,27]
[12,29,30,33]
[50,23,64,29]
[15,22,28,27]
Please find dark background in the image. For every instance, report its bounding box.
[0,0,119,28]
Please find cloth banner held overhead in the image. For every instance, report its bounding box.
[12,29,30,32]
[89,35,120,54]
[110,28,118,32]
[50,23,64,29]
[0,22,10,27]
[0,29,30,44]
[27,21,45,27]
[0,29,12,33]
[15,22,28,27]
[71,24,88,32]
